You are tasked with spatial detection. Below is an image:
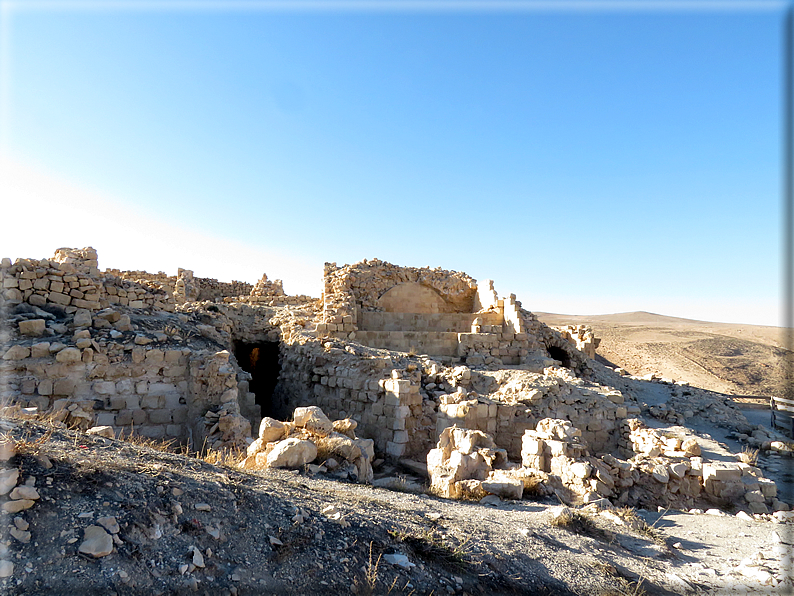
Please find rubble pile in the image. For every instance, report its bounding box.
[427,418,787,513]
[239,406,374,483]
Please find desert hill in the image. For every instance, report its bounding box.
[535,311,792,399]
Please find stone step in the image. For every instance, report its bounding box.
[358,311,503,333]
[354,331,461,356]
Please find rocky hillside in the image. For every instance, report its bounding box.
[1,414,791,596]
[536,312,792,399]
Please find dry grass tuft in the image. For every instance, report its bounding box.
[550,508,612,541]
[201,447,246,468]
[391,528,474,571]
[738,445,759,466]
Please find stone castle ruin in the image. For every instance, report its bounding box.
[0,247,788,514]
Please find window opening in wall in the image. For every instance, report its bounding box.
[546,345,572,368]
[233,341,281,418]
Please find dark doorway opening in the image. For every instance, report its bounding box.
[233,341,281,418]
[546,345,572,368]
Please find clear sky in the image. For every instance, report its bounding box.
[0,1,786,326]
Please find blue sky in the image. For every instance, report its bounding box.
[0,1,786,325]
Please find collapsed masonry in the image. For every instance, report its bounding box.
[0,247,787,514]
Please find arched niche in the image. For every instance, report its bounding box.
[377,282,454,314]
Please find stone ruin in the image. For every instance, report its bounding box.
[0,247,789,514]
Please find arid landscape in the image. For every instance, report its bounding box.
[536,312,792,402]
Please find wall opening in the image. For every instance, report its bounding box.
[546,345,572,368]
[234,341,281,418]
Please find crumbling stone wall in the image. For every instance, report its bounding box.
[273,340,427,458]
[320,260,478,337]
[1,251,174,313]
[172,269,253,304]
[0,315,252,451]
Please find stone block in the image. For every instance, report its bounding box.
[172,407,188,424]
[19,319,46,337]
[37,379,53,396]
[109,397,126,410]
[132,409,147,425]
[386,441,407,457]
[149,410,172,424]
[139,425,165,439]
[166,425,183,437]
[56,348,81,363]
[148,382,177,396]
[141,395,160,409]
[2,345,30,360]
[115,410,133,426]
[53,378,76,395]
[95,412,116,426]
[93,381,116,395]
[703,462,742,482]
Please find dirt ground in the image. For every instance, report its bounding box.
[535,311,792,399]
[1,416,791,596]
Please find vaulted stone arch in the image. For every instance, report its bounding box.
[377,282,454,314]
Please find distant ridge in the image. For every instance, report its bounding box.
[534,311,777,328]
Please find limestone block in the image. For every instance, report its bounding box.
[27,342,49,359]
[669,462,689,480]
[93,381,116,395]
[73,310,92,327]
[79,526,113,558]
[149,410,172,424]
[681,437,701,456]
[2,346,30,360]
[173,407,188,424]
[758,478,777,498]
[36,379,53,396]
[141,395,160,409]
[386,441,407,457]
[53,378,76,395]
[292,406,333,436]
[115,411,133,426]
[132,410,147,425]
[86,426,115,439]
[148,382,177,396]
[259,417,287,442]
[266,438,317,468]
[332,418,358,439]
[55,348,81,363]
[703,462,742,482]
[95,412,116,427]
[18,319,46,337]
[481,477,523,500]
[570,461,592,479]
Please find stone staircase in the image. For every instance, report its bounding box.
[355,311,506,357]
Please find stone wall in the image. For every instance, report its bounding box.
[173,269,253,304]
[272,340,429,458]
[1,251,174,313]
[320,260,478,338]
[0,322,253,450]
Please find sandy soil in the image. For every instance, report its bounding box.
[535,311,792,399]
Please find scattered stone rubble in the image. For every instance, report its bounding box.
[239,405,374,484]
[426,417,787,515]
